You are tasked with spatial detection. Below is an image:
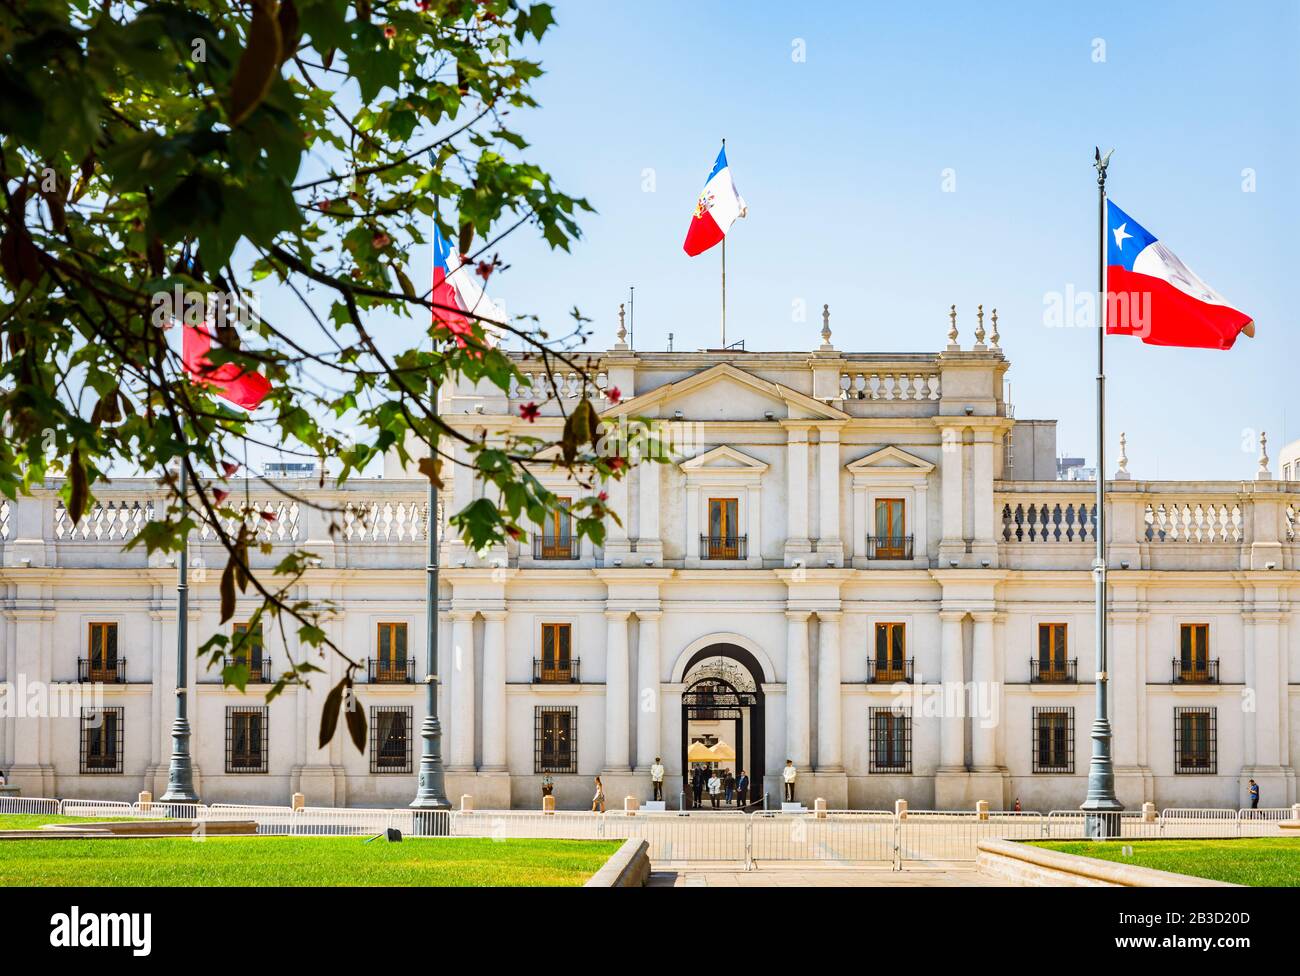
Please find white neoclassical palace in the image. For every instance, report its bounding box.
[2,310,1297,812]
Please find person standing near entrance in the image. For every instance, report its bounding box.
[782,759,797,803]
[650,757,665,802]
[692,765,705,807]
[736,769,749,807]
[1248,779,1260,810]
[723,769,735,805]
[707,770,722,809]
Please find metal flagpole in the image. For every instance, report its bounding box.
[412,203,451,821]
[161,455,199,803]
[1081,147,1123,837]
[721,236,726,348]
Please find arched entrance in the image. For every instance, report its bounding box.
[680,644,765,810]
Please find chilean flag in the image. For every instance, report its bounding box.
[432,230,504,345]
[181,324,272,410]
[682,145,747,257]
[1106,201,1253,350]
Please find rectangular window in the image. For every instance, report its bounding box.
[535,706,578,773]
[1175,707,1216,774]
[874,623,906,680]
[375,622,409,682]
[540,623,573,683]
[869,707,911,773]
[370,706,413,774]
[874,498,906,556]
[87,622,119,679]
[1032,707,1074,773]
[1038,623,1068,673]
[539,497,573,558]
[80,707,124,774]
[226,707,269,773]
[231,621,264,666]
[1179,624,1210,677]
[705,497,741,559]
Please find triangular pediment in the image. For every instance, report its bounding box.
[679,444,770,473]
[845,445,935,474]
[606,363,848,423]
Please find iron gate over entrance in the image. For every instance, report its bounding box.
[680,645,765,808]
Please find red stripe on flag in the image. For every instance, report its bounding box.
[1106,266,1252,350]
[683,211,724,257]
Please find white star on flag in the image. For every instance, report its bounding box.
[1112,222,1133,250]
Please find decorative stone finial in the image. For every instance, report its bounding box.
[1115,432,1131,480]
[946,304,959,349]
[1257,430,1272,481]
[819,303,833,350]
[990,308,1000,349]
[974,304,986,348]
[614,302,628,350]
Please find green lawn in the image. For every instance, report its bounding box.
[1030,837,1300,887]
[0,813,156,830]
[0,834,621,886]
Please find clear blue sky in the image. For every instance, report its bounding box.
[469,0,1299,481]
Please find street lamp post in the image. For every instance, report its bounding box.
[161,460,199,804]
[1080,147,1123,838]
[411,372,451,822]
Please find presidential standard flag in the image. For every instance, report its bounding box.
[181,323,272,409]
[1105,201,1254,349]
[682,144,747,257]
[432,230,505,346]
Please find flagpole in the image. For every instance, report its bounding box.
[721,235,726,348]
[1082,147,1122,837]
[161,453,199,804]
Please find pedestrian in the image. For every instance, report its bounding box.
[691,765,705,807]
[782,759,797,803]
[707,770,722,809]
[650,756,665,802]
[541,773,554,803]
[736,769,749,807]
[723,769,735,805]
[1013,797,1021,812]
[591,775,606,814]
[1248,778,1260,810]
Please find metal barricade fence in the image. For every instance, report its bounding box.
[0,795,60,816]
[58,799,134,818]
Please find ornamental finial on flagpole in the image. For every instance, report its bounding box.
[1257,430,1272,481]
[990,308,1000,349]
[614,303,628,350]
[974,304,986,348]
[1115,432,1131,480]
[820,304,833,350]
[946,304,959,350]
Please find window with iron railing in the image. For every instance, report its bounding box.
[870,499,910,558]
[370,706,413,774]
[536,623,575,682]
[535,497,577,559]
[869,707,911,773]
[370,622,412,682]
[80,707,124,774]
[1032,624,1074,682]
[702,497,745,560]
[1176,624,1216,683]
[1175,706,1216,774]
[85,622,121,682]
[231,621,268,681]
[871,623,911,683]
[226,706,268,773]
[536,706,577,773]
[1032,707,1074,773]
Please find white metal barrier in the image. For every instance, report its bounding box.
[0,795,60,816]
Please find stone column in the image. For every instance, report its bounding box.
[785,610,811,766]
[447,611,476,770]
[817,430,842,562]
[785,428,811,561]
[970,430,998,566]
[816,611,843,771]
[479,610,507,772]
[637,461,661,561]
[970,612,997,770]
[939,610,966,770]
[939,426,966,562]
[604,609,631,771]
[634,611,662,772]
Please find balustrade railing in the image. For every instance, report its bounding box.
[1144,501,1243,543]
[1001,500,1095,543]
[838,370,940,402]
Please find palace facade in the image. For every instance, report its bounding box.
[2,313,1297,811]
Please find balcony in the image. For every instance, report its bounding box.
[1030,658,1077,684]
[700,535,748,560]
[533,658,580,684]
[532,534,580,560]
[866,658,913,684]
[367,657,416,684]
[78,658,127,683]
[866,535,914,560]
[226,656,274,684]
[1173,658,1219,684]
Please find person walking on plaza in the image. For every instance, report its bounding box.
[782,759,797,803]
[691,766,705,807]
[591,775,606,814]
[650,757,665,802]
[723,769,735,806]
[707,771,722,809]
[1248,779,1260,810]
[736,769,749,807]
